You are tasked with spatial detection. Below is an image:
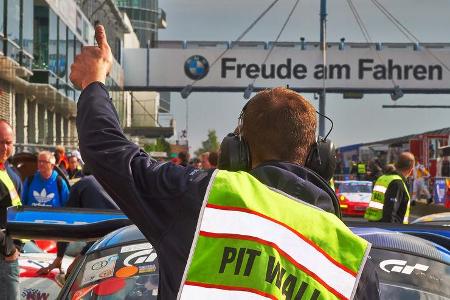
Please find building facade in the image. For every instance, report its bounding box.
[1,0,172,154]
[0,0,128,153]
[115,0,166,48]
[0,0,94,152]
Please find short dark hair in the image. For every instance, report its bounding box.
[242,87,316,165]
[178,151,188,162]
[395,152,415,172]
[208,151,218,167]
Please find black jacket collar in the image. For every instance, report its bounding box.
[250,161,336,214]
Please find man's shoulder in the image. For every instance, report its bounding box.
[5,163,22,181]
[386,177,407,191]
[249,162,336,213]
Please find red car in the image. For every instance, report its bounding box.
[19,241,75,300]
[335,180,373,216]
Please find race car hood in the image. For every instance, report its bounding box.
[340,193,371,203]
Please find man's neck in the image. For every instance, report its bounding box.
[40,172,52,181]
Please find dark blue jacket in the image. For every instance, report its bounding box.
[77,82,378,300]
[5,162,23,199]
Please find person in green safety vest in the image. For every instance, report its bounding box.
[71,25,380,300]
[0,119,23,300]
[365,152,414,223]
[357,162,367,180]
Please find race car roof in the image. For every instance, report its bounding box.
[350,227,450,264]
[87,225,146,254]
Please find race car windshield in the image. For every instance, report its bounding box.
[338,182,372,193]
[68,242,159,299]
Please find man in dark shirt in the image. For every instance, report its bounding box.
[67,155,83,182]
[69,25,379,299]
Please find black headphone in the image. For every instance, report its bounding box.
[218,102,336,181]
[218,132,336,180]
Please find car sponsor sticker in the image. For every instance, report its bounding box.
[379,259,429,274]
[81,254,118,286]
[138,264,157,274]
[120,242,152,253]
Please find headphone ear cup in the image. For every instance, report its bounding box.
[305,139,336,182]
[218,133,251,171]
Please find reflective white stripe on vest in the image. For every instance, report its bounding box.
[200,206,356,298]
[368,201,384,210]
[181,285,272,300]
[373,185,387,193]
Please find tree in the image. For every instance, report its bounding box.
[144,137,171,155]
[195,129,220,157]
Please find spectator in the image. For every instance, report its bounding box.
[67,155,83,183]
[189,157,201,168]
[71,26,379,299]
[383,164,396,174]
[55,145,69,172]
[412,160,432,205]
[367,157,383,182]
[69,149,84,166]
[170,157,181,165]
[200,152,211,169]
[22,151,69,207]
[0,119,23,300]
[208,151,218,169]
[177,151,189,167]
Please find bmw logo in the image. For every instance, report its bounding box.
[184,55,209,80]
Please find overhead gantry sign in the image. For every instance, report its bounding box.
[122,41,450,94]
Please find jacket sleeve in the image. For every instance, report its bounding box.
[61,180,70,206]
[7,166,23,202]
[21,178,29,206]
[354,258,380,300]
[76,82,203,245]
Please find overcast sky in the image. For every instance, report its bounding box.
[158,0,450,154]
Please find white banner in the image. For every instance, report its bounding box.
[123,44,450,92]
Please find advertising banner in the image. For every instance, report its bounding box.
[433,177,448,205]
[123,43,450,92]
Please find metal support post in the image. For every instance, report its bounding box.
[319,0,327,137]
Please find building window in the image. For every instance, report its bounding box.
[48,10,58,76]
[0,0,4,36]
[58,19,67,79]
[22,0,34,69]
[67,29,75,100]
[6,0,20,60]
[33,5,49,69]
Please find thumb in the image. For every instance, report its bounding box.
[95,25,110,50]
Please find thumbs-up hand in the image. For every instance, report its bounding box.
[70,25,113,90]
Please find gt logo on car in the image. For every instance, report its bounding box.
[124,249,157,266]
[379,259,429,274]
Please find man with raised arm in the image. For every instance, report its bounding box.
[70,25,379,300]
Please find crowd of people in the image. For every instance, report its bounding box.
[170,151,218,170]
[336,156,437,205]
[0,127,118,299]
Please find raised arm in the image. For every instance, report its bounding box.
[71,26,201,244]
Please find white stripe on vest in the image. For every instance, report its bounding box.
[373,185,387,193]
[368,201,384,210]
[200,206,357,299]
